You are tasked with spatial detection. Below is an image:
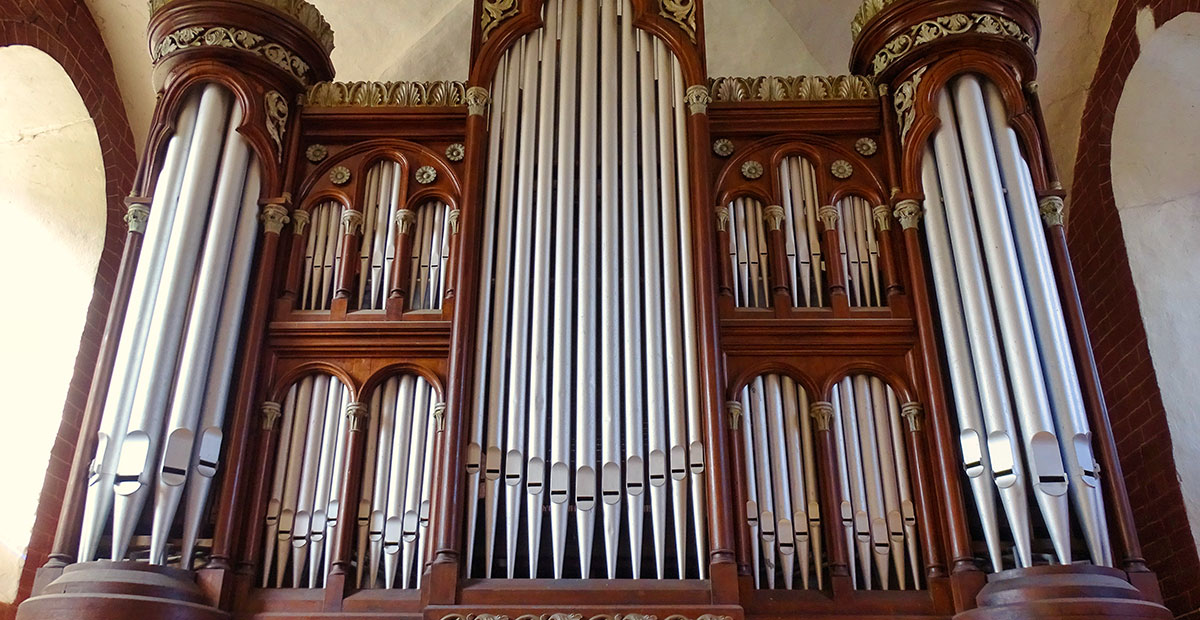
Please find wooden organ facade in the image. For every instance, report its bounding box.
[15,1,1175,619]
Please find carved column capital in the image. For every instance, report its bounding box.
[715,206,730,232]
[341,209,364,235]
[448,209,461,234]
[291,208,311,235]
[872,204,893,231]
[345,402,369,433]
[727,400,744,431]
[260,204,291,235]
[1039,195,1065,227]
[395,209,417,235]
[466,86,491,116]
[894,199,924,230]
[433,403,447,432]
[763,205,785,231]
[261,401,283,431]
[685,85,711,115]
[124,203,151,234]
[900,402,924,432]
[818,205,840,231]
[810,401,835,432]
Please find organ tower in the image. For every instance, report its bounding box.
[16,1,1174,619]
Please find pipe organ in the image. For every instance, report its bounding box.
[16,1,1174,620]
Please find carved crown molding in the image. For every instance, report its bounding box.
[152,26,312,85]
[708,75,877,102]
[481,0,519,42]
[660,0,697,43]
[148,0,335,54]
[851,0,1038,41]
[302,80,469,107]
[869,12,1034,77]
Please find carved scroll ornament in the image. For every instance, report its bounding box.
[870,13,1034,77]
[148,0,335,54]
[153,26,312,85]
[660,0,697,43]
[481,0,519,42]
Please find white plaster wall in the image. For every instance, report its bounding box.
[704,0,827,76]
[1111,11,1200,548]
[0,46,107,602]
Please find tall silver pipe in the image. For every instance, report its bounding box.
[951,75,1071,563]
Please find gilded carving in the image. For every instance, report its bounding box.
[124,204,150,234]
[659,0,697,43]
[831,159,854,180]
[466,86,492,116]
[264,91,288,161]
[303,80,469,107]
[684,85,711,115]
[712,138,734,157]
[893,66,927,145]
[818,205,840,231]
[709,75,876,102]
[345,402,369,433]
[396,209,418,235]
[727,400,743,431]
[148,0,335,54]
[449,209,462,234]
[740,160,764,180]
[851,0,897,41]
[870,13,1034,77]
[810,402,835,432]
[330,166,351,185]
[260,401,283,431]
[341,209,364,235]
[433,403,447,432]
[714,206,729,233]
[305,143,328,163]
[291,208,311,235]
[446,143,466,162]
[415,165,438,185]
[855,137,878,156]
[260,205,291,235]
[481,0,519,42]
[152,26,312,85]
[763,205,785,231]
[894,199,924,230]
[900,402,924,432]
[872,204,892,231]
[1039,195,1065,227]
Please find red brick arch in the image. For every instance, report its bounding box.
[0,3,138,618]
[1067,1,1200,617]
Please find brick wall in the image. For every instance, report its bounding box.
[0,2,137,619]
[1067,1,1200,618]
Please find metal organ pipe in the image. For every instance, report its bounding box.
[75,81,270,565]
[919,73,1112,570]
[982,83,1111,567]
[466,0,707,579]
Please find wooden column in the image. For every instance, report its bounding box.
[275,208,310,315]
[386,209,418,319]
[725,400,753,576]
[238,401,285,575]
[763,205,792,313]
[872,205,903,300]
[894,200,977,576]
[1040,197,1148,575]
[208,201,290,570]
[899,402,947,579]
[46,199,150,567]
[331,209,363,316]
[810,401,850,583]
[714,205,734,300]
[818,206,850,315]
[323,401,370,611]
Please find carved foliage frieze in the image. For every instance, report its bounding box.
[870,13,1034,77]
[153,26,312,85]
[148,0,335,53]
[302,80,469,107]
[708,75,876,102]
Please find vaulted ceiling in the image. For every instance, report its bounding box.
[82,0,1115,196]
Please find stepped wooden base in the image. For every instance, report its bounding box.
[954,565,1171,620]
[16,561,228,620]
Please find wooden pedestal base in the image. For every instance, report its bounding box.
[16,561,228,620]
[954,565,1171,620]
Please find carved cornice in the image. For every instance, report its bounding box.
[660,0,698,43]
[481,0,519,42]
[152,26,312,85]
[302,80,469,107]
[869,13,1034,77]
[851,0,1038,42]
[708,75,877,102]
[148,0,335,54]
